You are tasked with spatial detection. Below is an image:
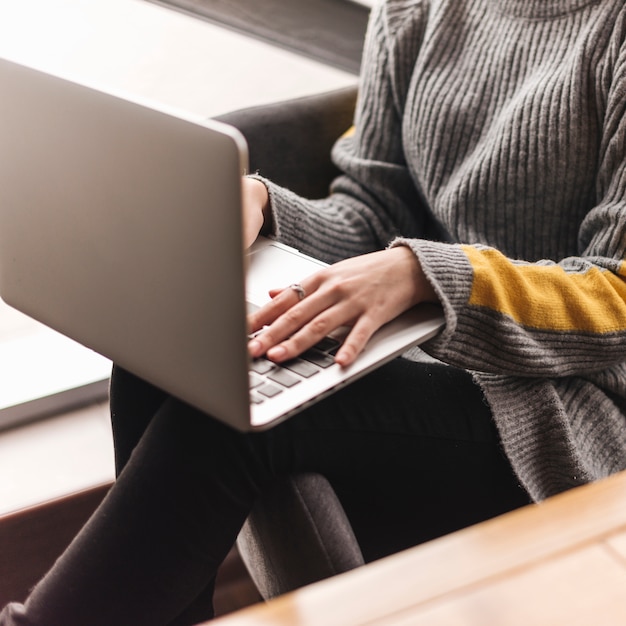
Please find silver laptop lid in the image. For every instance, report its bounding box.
[0,58,253,429]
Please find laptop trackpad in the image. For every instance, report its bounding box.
[245,240,327,308]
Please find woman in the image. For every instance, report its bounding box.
[3,0,626,623]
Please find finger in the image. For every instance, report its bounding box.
[334,315,378,367]
[249,279,316,332]
[247,287,299,333]
[265,307,343,362]
[251,297,329,359]
[248,284,325,357]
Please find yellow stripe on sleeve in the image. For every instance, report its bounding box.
[462,246,626,334]
[341,125,356,139]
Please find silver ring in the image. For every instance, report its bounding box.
[289,283,306,301]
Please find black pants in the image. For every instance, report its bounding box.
[1,359,530,626]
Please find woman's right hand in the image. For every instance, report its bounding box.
[242,177,271,248]
[248,246,438,367]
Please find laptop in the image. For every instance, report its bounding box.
[0,58,444,431]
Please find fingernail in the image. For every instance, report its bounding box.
[267,345,286,360]
[334,349,351,367]
[248,339,262,356]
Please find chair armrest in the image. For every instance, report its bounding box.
[214,85,358,199]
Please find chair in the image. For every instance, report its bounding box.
[214,86,367,600]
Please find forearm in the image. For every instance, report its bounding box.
[396,238,626,377]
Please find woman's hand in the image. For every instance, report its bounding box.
[242,177,271,248]
[247,246,438,367]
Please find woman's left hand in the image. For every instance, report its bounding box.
[247,246,438,367]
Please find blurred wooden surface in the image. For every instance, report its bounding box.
[0,483,112,606]
[0,483,260,616]
[213,470,626,625]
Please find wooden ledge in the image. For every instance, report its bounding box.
[213,470,626,625]
[0,482,112,606]
[0,481,260,616]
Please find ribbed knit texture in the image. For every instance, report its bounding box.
[258,0,626,501]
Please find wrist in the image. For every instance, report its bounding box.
[392,245,438,305]
[246,177,272,234]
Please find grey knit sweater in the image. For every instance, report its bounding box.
[261,0,626,502]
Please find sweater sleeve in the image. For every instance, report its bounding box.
[259,0,433,264]
[393,37,626,378]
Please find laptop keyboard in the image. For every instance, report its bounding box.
[249,337,340,404]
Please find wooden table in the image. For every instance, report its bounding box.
[213,470,626,625]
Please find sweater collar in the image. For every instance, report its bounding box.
[493,0,601,18]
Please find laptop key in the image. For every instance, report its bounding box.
[250,391,265,404]
[249,372,265,389]
[250,359,275,375]
[301,349,335,368]
[282,358,320,378]
[314,337,341,354]
[267,368,301,388]
[258,383,282,398]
